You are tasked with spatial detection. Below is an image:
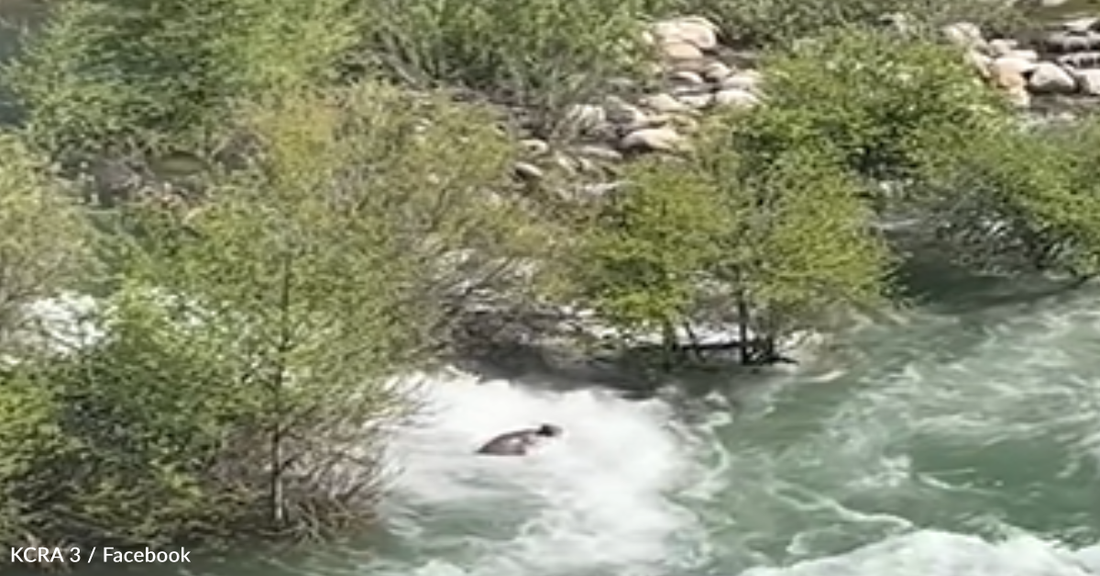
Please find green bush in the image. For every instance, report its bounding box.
[725,27,1008,184]
[361,0,657,134]
[5,0,360,159]
[669,0,1024,47]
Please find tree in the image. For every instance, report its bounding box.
[563,133,895,366]
[918,117,1100,279]
[560,157,730,361]
[5,0,361,161]
[698,142,896,362]
[729,27,1008,185]
[9,80,547,554]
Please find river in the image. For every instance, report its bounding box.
[67,270,1087,576]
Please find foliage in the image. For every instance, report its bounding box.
[698,142,896,337]
[360,0,656,136]
[563,128,895,357]
[730,27,1008,185]
[0,131,93,352]
[4,0,361,159]
[0,80,547,556]
[919,118,1100,278]
[667,0,1025,47]
[564,157,729,334]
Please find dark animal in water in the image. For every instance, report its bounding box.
[475,424,563,456]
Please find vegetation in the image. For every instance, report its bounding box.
[0,0,1097,565]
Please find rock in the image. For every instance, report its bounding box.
[603,98,647,126]
[1074,69,1100,95]
[669,83,712,97]
[670,70,706,86]
[623,113,673,133]
[719,71,763,93]
[620,127,687,153]
[702,61,733,82]
[563,104,606,134]
[989,56,1036,90]
[943,22,986,51]
[575,145,624,162]
[1003,49,1039,63]
[1043,30,1100,53]
[1004,86,1031,108]
[678,93,713,109]
[714,88,762,109]
[552,151,584,175]
[659,41,704,61]
[1027,62,1077,94]
[641,93,692,114]
[964,49,992,79]
[1057,51,1100,69]
[652,16,720,52]
[668,114,700,133]
[1061,16,1100,34]
[986,38,1018,57]
[519,138,550,157]
[513,162,544,182]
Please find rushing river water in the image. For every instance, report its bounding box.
[102,272,1094,576]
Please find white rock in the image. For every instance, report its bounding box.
[1003,49,1039,62]
[652,16,720,52]
[714,88,762,109]
[670,70,706,85]
[987,38,1018,56]
[678,93,713,109]
[1061,16,1099,33]
[620,127,687,153]
[702,61,733,82]
[660,41,704,61]
[1074,69,1100,95]
[719,71,763,93]
[641,93,692,113]
[1027,62,1077,94]
[991,56,1038,76]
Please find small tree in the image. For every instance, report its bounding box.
[562,157,730,361]
[31,80,546,551]
[698,142,896,362]
[564,139,895,367]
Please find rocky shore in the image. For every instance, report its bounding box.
[508,12,1100,191]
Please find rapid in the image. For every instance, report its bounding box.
[168,274,1100,576]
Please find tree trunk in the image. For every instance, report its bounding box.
[735,292,751,366]
[682,321,703,362]
[660,318,676,371]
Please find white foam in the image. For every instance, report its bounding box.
[372,370,708,576]
[743,530,1100,576]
